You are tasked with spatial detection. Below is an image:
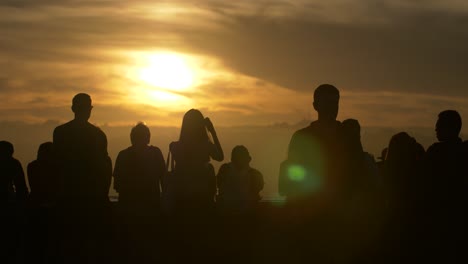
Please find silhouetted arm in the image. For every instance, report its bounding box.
[153,147,166,193]
[113,152,124,193]
[205,118,224,161]
[13,159,29,200]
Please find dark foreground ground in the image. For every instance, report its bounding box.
[2,199,466,264]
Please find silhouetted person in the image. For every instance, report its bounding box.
[0,141,28,263]
[165,109,223,262]
[382,132,425,261]
[52,93,112,263]
[53,93,111,203]
[422,110,468,261]
[166,109,224,214]
[277,84,353,263]
[217,145,264,214]
[113,122,166,262]
[26,142,58,264]
[27,142,58,207]
[114,122,165,211]
[342,119,378,195]
[0,141,28,202]
[279,84,344,206]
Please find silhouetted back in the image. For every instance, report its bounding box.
[113,123,165,208]
[383,132,423,214]
[166,109,224,213]
[217,145,264,213]
[342,119,377,197]
[53,94,111,203]
[280,84,344,203]
[0,141,29,202]
[27,142,58,206]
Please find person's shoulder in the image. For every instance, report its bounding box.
[148,145,163,155]
[292,123,314,137]
[54,120,73,133]
[118,147,133,156]
[11,157,23,167]
[87,122,106,135]
[28,160,39,168]
[249,167,263,176]
[169,141,181,152]
[427,142,443,153]
[220,162,231,169]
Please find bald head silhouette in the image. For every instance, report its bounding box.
[436,110,462,142]
[313,84,340,121]
[71,93,93,122]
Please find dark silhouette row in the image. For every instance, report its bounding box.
[2,86,468,263]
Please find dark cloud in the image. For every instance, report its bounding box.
[182,8,468,95]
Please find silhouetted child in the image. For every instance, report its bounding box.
[217,145,264,214]
[342,119,378,195]
[27,142,58,207]
[26,142,58,264]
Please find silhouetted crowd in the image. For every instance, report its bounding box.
[1,85,468,264]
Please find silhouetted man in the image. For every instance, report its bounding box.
[53,93,112,262]
[423,110,468,260]
[280,84,344,205]
[53,93,111,204]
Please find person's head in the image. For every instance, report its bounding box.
[386,132,418,166]
[0,141,14,159]
[37,142,53,161]
[342,119,363,153]
[342,119,361,139]
[313,84,340,121]
[436,110,462,142]
[179,109,209,143]
[231,145,251,168]
[130,122,151,147]
[71,93,93,121]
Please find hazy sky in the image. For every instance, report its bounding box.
[1,0,468,128]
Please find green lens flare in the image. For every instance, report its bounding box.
[287,165,306,182]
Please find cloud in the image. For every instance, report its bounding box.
[1,0,468,127]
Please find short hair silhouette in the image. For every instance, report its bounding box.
[231,145,251,165]
[342,119,361,138]
[37,142,53,160]
[179,109,209,143]
[130,122,150,146]
[436,110,462,141]
[0,140,14,157]
[71,93,93,120]
[313,84,340,120]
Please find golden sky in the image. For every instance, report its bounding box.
[1,0,468,128]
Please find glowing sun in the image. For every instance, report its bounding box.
[138,53,194,90]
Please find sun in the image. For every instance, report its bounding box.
[138,53,194,91]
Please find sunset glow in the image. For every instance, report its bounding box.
[138,53,195,91]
